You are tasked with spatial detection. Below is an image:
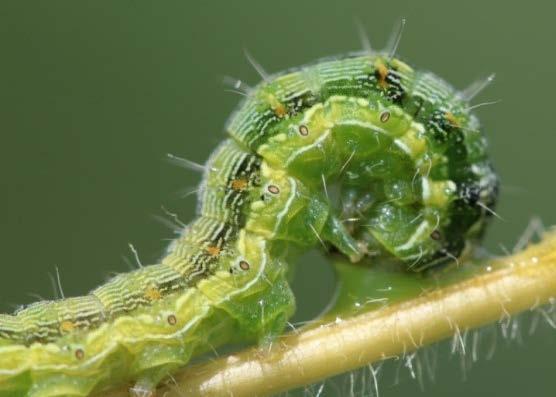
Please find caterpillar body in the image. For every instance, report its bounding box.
[0,52,498,396]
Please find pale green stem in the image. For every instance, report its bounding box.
[101,232,556,397]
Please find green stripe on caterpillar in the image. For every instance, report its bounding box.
[0,45,498,396]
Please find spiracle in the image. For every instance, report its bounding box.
[0,52,497,397]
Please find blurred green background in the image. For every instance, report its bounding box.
[0,1,554,396]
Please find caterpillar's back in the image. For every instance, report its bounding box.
[0,52,498,396]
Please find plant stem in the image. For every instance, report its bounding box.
[102,233,556,397]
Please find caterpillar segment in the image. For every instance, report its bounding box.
[0,53,497,396]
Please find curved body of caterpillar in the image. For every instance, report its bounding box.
[0,53,498,396]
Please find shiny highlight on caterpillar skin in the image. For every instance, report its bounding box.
[0,41,498,396]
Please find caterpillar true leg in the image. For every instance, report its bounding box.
[321,215,366,262]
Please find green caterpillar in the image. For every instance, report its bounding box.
[0,50,498,396]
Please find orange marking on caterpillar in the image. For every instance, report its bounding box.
[445,112,461,128]
[59,321,75,333]
[206,245,221,257]
[376,61,389,89]
[144,287,162,302]
[274,103,288,118]
[231,178,248,191]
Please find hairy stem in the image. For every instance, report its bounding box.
[102,232,556,397]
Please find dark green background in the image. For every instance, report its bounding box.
[0,1,554,396]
